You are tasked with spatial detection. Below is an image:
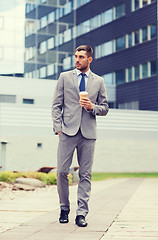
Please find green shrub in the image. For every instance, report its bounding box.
[0,171,23,183]
[0,171,73,185]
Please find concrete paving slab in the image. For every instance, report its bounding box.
[0,178,158,240]
[101,179,158,240]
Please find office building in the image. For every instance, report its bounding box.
[0,0,25,77]
[25,0,157,110]
[0,0,157,110]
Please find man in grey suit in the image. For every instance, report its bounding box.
[52,45,109,227]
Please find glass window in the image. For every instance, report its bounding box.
[64,28,72,42]
[55,8,59,20]
[103,41,113,56]
[40,41,47,54]
[95,45,102,59]
[48,12,55,24]
[142,27,148,42]
[47,63,54,76]
[23,98,34,104]
[39,66,46,78]
[25,49,29,61]
[103,8,113,25]
[134,0,139,10]
[25,20,36,35]
[115,4,125,19]
[71,55,75,68]
[72,26,77,38]
[41,16,47,28]
[64,2,72,15]
[48,37,54,49]
[115,69,125,84]
[37,143,42,148]
[77,25,81,37]
[91,16,96,30]
[77,0,82,8]
[55,33,63,46]
[142,63,148,78]
[37,19,41,30]
[142,0,148,6]
[150,60,156,76]
[83,0,90,4]
[116,36,125,51]
[41,0,47,4]
[32,70,36,78]
[0,94,16,103]
[73,0,77,9]
[127,67,132,82]
[128,33,132,47]
[26,3,29,13]
[82,20,90,34]
[118,101,139,110]
[150,24,156,38]
[134,65,139,80]
[103,73,113,85]
[134,30,139,44]
[59,7,63,18]
[97,14,102,28]
[26,3,34,14]
[63,56,71,70]
[59,33,64,45]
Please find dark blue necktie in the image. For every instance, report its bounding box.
[79,73,86,92]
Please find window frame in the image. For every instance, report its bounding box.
[115,3,125,19]
[115,69,126,85]
[115,36,126,51]
[23,98,34,104]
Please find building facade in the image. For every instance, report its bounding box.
[0,0,25,77]
[0,0,157,110]
[25,0,157,110]
[1,76,158,172]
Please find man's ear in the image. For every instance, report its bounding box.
[89,57,93,63]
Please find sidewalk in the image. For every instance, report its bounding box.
[0,178,158,240]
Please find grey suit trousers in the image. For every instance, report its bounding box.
[57,130,96,217]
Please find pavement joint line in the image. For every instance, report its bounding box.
[0,210,49,213]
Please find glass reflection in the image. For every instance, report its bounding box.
[0,0,25,77]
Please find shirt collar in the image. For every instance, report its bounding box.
[76,68,90,77]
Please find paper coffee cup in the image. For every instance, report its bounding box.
[79,91,88,99]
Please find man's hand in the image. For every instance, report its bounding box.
[79,97,93,110]
[58,131,61,136]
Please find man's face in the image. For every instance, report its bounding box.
[75,50,92,73]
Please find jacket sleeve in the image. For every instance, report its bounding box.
[93,78,109,116]
[52,73,64,134]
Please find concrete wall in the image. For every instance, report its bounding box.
[0,76,158,172]
[1,106,158,172]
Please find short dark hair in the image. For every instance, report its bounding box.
[75,45,93,57]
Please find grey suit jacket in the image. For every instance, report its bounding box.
[52,69,109,139]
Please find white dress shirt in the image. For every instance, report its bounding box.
[76,68,90,89]
[75,68,95,115]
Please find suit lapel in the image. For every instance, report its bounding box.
[72,69,80,95]
[86,71,94,92]
[72,69,94,95]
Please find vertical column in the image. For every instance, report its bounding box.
[0,142,7,171]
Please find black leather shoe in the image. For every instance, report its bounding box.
[75,215,88,227]
[59,210,69,223]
